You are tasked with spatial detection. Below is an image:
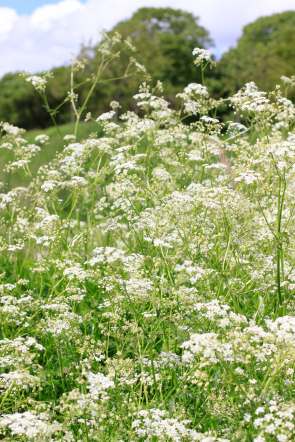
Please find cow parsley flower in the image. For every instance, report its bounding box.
[26,76,47,93]
[0,412,61,439]
[35,134,49,144]
[96,111,116,122]
[193,48,215,67]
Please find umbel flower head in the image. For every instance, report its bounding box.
[193,47,216,67]
[26,76,47,93]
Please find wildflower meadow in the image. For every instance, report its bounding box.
[0,31,295,442]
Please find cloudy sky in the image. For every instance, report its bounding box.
[0,0,294,77]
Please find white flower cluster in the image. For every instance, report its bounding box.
[253,401,295,442]
[0,411,61,440]
[86,371,114,401]
[35,134,49,144]
[133,408,229,442]
[1,41,295,442]
[192,48,213,67]
[26,76,47,93]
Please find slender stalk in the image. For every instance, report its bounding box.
[276,175,284,313]
[0,380,15,410]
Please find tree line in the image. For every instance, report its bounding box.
[1,8,295,130]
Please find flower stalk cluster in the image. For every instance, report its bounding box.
[0,43,294,441]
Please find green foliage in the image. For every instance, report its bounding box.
[0,67,74,130]
[0,72,47,129]
[78,7,214,118]
[110,7,212,87]
[219,11,295,97]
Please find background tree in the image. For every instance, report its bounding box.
[4,9,295,131]
[219,11,295,98]
[0,7,213,130]
[111,7,212,86]
[0,67,71,130]
[80,7,214,117]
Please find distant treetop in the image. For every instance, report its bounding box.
[219,11,295,97]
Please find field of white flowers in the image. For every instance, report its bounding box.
[0,32,295,442]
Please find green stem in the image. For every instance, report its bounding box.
[276,176,283,312]
[0,380,15,410]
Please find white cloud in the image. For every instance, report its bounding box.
[30,0,84,30]
[0,7,18,36]
[0,0,294,77]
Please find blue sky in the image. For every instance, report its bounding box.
[0,0,86,15]
[0,0,294,77]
